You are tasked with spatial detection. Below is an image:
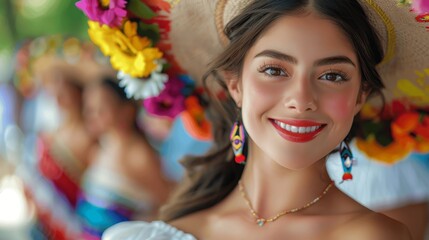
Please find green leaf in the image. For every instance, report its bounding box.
[127,0,156,20]
[138,22,160,44]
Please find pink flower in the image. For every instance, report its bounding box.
[413,0,429,14]
[143,77,186,119]
[75,0,127,27]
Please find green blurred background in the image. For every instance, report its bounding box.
[0,0,88,58]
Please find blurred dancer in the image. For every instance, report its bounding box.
[77,77,171,239]
[33,56,98,239]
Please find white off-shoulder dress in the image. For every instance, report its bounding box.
[102,221,197,240]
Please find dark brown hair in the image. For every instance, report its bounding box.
[91,76,145,133]
[160,0,384,221]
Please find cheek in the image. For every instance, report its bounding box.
[323,91,357,122]
[242,75,280,113]
[99,111,112,124]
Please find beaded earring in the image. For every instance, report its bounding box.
[230,121,246,164]
[340,141,356,182]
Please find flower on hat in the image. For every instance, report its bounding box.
[112,21,163,78]
[80,1,171,80]
[415,12,429,24]
[76,1,192,108]
[356,100,429,164]
[143,76,185,119]
[117,62,168,99]
[356,137,413,164]
[412,0,429,14]
[185,95,211,133]
[396,72,429,105]
[392,112,429,151]
[76,0,211,123]
[88,20,163,78]
[75,0,127,28]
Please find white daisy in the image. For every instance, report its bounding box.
[117,63,168,100]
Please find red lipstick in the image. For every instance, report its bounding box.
[270,119,325,143]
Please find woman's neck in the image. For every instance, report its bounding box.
[239,142,332,219]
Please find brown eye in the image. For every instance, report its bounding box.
[264,67,286,76]
[320,72,347,82]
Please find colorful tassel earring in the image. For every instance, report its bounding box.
[340,141,355,182]
[230,121,246,164]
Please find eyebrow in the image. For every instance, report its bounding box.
[315,56,356,68]
[255,50,298,64]
[254,50,356,68]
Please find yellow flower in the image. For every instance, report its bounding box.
[123,21,152,51]
[87,20,163,77]
[111,48,163,77]
[88,21,117,55]
[360,103,379,119]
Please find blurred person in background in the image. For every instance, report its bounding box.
[77,76,171,239]
[29,54,99,239]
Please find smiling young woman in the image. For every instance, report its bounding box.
[100,0,428,239]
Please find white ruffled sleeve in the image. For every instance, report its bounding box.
[102,221,197,240]
[326,140,429,210]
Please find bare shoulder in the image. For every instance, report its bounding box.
[332,212,411,240]
[128,135,157,160]
[169,210,209,237]
[123,134,165,182]
[124,135,158,169]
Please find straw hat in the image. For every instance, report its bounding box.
[170,0,429,106]
[31,37,113,90]
[33,54,108,89]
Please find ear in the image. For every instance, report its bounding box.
[354,89,369,115]
[224,71,243,107]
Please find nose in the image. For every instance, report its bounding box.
[283,77,317,112]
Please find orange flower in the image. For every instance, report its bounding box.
[391,111,429,153]
[185,96,205,126]
[415,115,429,139]
[415,115,429,152]
[391,112,420,143]
[355,137,413,164]
[360,103,379,119]
[184,96,212,137]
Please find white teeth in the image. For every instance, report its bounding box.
[274,120,321,134]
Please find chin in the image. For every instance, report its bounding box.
[275,159,319,170]
[270,150,327,170]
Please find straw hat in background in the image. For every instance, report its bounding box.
[29,36,114,93]
[32,54,110,91]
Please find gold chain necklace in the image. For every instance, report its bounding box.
[238,180,334,227]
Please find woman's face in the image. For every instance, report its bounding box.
[229,13,365,169]
[83,85,120,136]
[53,78,82,112]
